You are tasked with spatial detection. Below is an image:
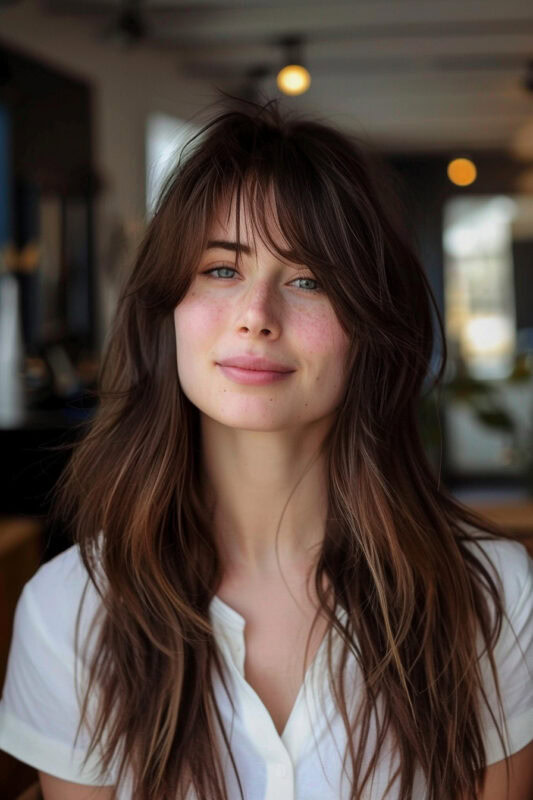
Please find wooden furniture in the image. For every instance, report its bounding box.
[0,517,43,800]
[0,517,43,689]
[470,501,533,558]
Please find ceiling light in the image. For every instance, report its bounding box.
[277,65,311,95]
[276,35,311,97]
[447,157,477,187]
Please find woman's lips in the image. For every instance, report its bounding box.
[216,364,295,385]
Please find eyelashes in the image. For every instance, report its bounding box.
[201,266,323,293]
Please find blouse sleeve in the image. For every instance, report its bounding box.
[476,538,533,765]
[0,555,116,785]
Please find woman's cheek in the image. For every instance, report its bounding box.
[302,309,350,398]
[176,295,226,341]
[296,306,347,358]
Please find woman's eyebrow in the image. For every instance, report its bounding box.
[206,240,252,254]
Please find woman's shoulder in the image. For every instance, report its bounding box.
[26,542,91,604]
[459,533,533,764]
[461,533,533,612]
[19,542,103,661]
[0,540,115,785]
[29,542,88,588]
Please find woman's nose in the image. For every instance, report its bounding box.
[235,280,281,337]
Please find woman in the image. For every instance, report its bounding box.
[0,97,532,800]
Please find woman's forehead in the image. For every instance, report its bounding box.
[206,185,289,253]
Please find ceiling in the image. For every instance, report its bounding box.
[41,0,533,155]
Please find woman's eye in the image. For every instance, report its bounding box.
[290,276,322,293]
[203,266,237,280]
[201,266,322,293]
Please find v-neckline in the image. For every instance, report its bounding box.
[209,593,348,741]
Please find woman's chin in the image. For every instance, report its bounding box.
[202,409,303,433]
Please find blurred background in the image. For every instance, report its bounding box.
[1,0,533,795]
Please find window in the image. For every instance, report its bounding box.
[145,113,199,220]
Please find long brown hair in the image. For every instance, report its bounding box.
[49,94,518,799]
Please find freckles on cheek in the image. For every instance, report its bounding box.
[297,308,349,395]
[298,309,345,357]
[177,297,226,339]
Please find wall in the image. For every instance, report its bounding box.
[0,0,216,348]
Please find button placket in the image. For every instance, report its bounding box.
[267,758,294,800]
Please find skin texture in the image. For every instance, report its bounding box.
[38,772,113,799]
[173,188,350,580]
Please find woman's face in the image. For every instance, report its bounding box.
[173,191,350,432]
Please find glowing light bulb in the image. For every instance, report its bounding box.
[276,64,311,96]
[447,158,477,187]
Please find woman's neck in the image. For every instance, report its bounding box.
[200,412,333,578]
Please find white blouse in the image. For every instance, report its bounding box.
[0,536,532,799]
